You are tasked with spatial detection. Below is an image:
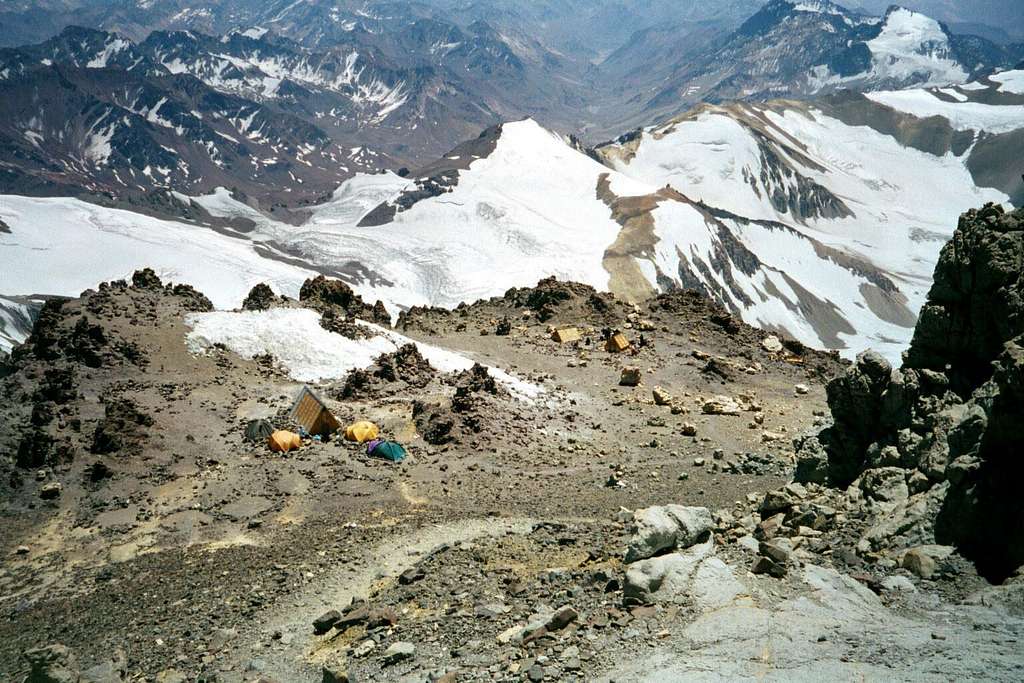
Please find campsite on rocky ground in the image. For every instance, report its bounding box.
[1,205,1023,681]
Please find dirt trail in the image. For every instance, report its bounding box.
[238,517,541,681]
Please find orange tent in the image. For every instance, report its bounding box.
[268,430,302,453]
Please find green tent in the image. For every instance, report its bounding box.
[244,419,274,443]
[369,440,407,463]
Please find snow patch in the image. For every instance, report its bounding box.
[866,89,1024,133]
[185,308,542,399]
[87,37,130,68]
[991,69,1024,95]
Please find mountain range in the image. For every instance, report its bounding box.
[2,1,1021,207]
[1,0,1023,362]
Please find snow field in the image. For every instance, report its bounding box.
[185,308,542,399]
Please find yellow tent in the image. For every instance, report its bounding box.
[345,421,380,443]
[268,430,302,453]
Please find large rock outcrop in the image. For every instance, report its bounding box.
[906,203,1024,394]
[796,203,1024,582]
[298,275,390,325]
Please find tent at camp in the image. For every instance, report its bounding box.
[268,430,302,453]
[345,420,380,443]
[367,439,407,463]
[244,419,274,443]
[605,333,630,352]
[290,386,341,437]
[551,327,581,343]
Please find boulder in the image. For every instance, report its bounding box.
[241,283,279,311]
[759,539,792,565]
[619,366,642,387]
[754,513,787,541]
[702,396,741,416]
[751,556,787,578]
[509,605,579,644]
[155,672,187,683]
[80,650,127,683]
[313,610,342,635]
[652,386,673,406]
[858,467,909,505]
[131,268,162,290]
[625,505,713,562]
[381,641,415,665]
[321,664,351,683]
[624,539,742,608]
[759,484,805,516]
[39,482,62,500]
[902,548,938,579]
[880,575,917,593]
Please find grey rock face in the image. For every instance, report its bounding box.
[623,539,743,607]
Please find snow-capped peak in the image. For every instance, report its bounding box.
[792,1,846,16]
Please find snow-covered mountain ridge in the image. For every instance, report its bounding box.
[4,69,1021,360]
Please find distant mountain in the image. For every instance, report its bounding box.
[0,20,591,208]
[418,0,765,62]
[602,0,1024,130]
[3,1,1019,148]
[849,1,1024,41]
[0,1,765,56]
[0,27,358,208]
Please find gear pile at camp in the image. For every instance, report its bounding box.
[248,386,406,462]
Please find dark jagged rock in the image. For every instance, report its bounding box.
[36,367,78,405]
[319,309,375,341]
[90,399,154,456]
[23,643,79,683]
[169,284,214,312]
[131,268,163,290]
[413,400,457,445]
[11,289,156,369]
[13,299,68,363]
[300,275,389,325]
[371,300,390,325]
[375,344,434,387]
[241,283,280,311]
[16,431,55,469]
[936,338,1024,582]
[451,363,504,433]
[413,364,508,444]
[797,203,1024,581]
[814,350,894,486]
[339,344,436,399]
[906,203,1024,395]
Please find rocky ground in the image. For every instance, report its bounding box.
[2,205,1024,682]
